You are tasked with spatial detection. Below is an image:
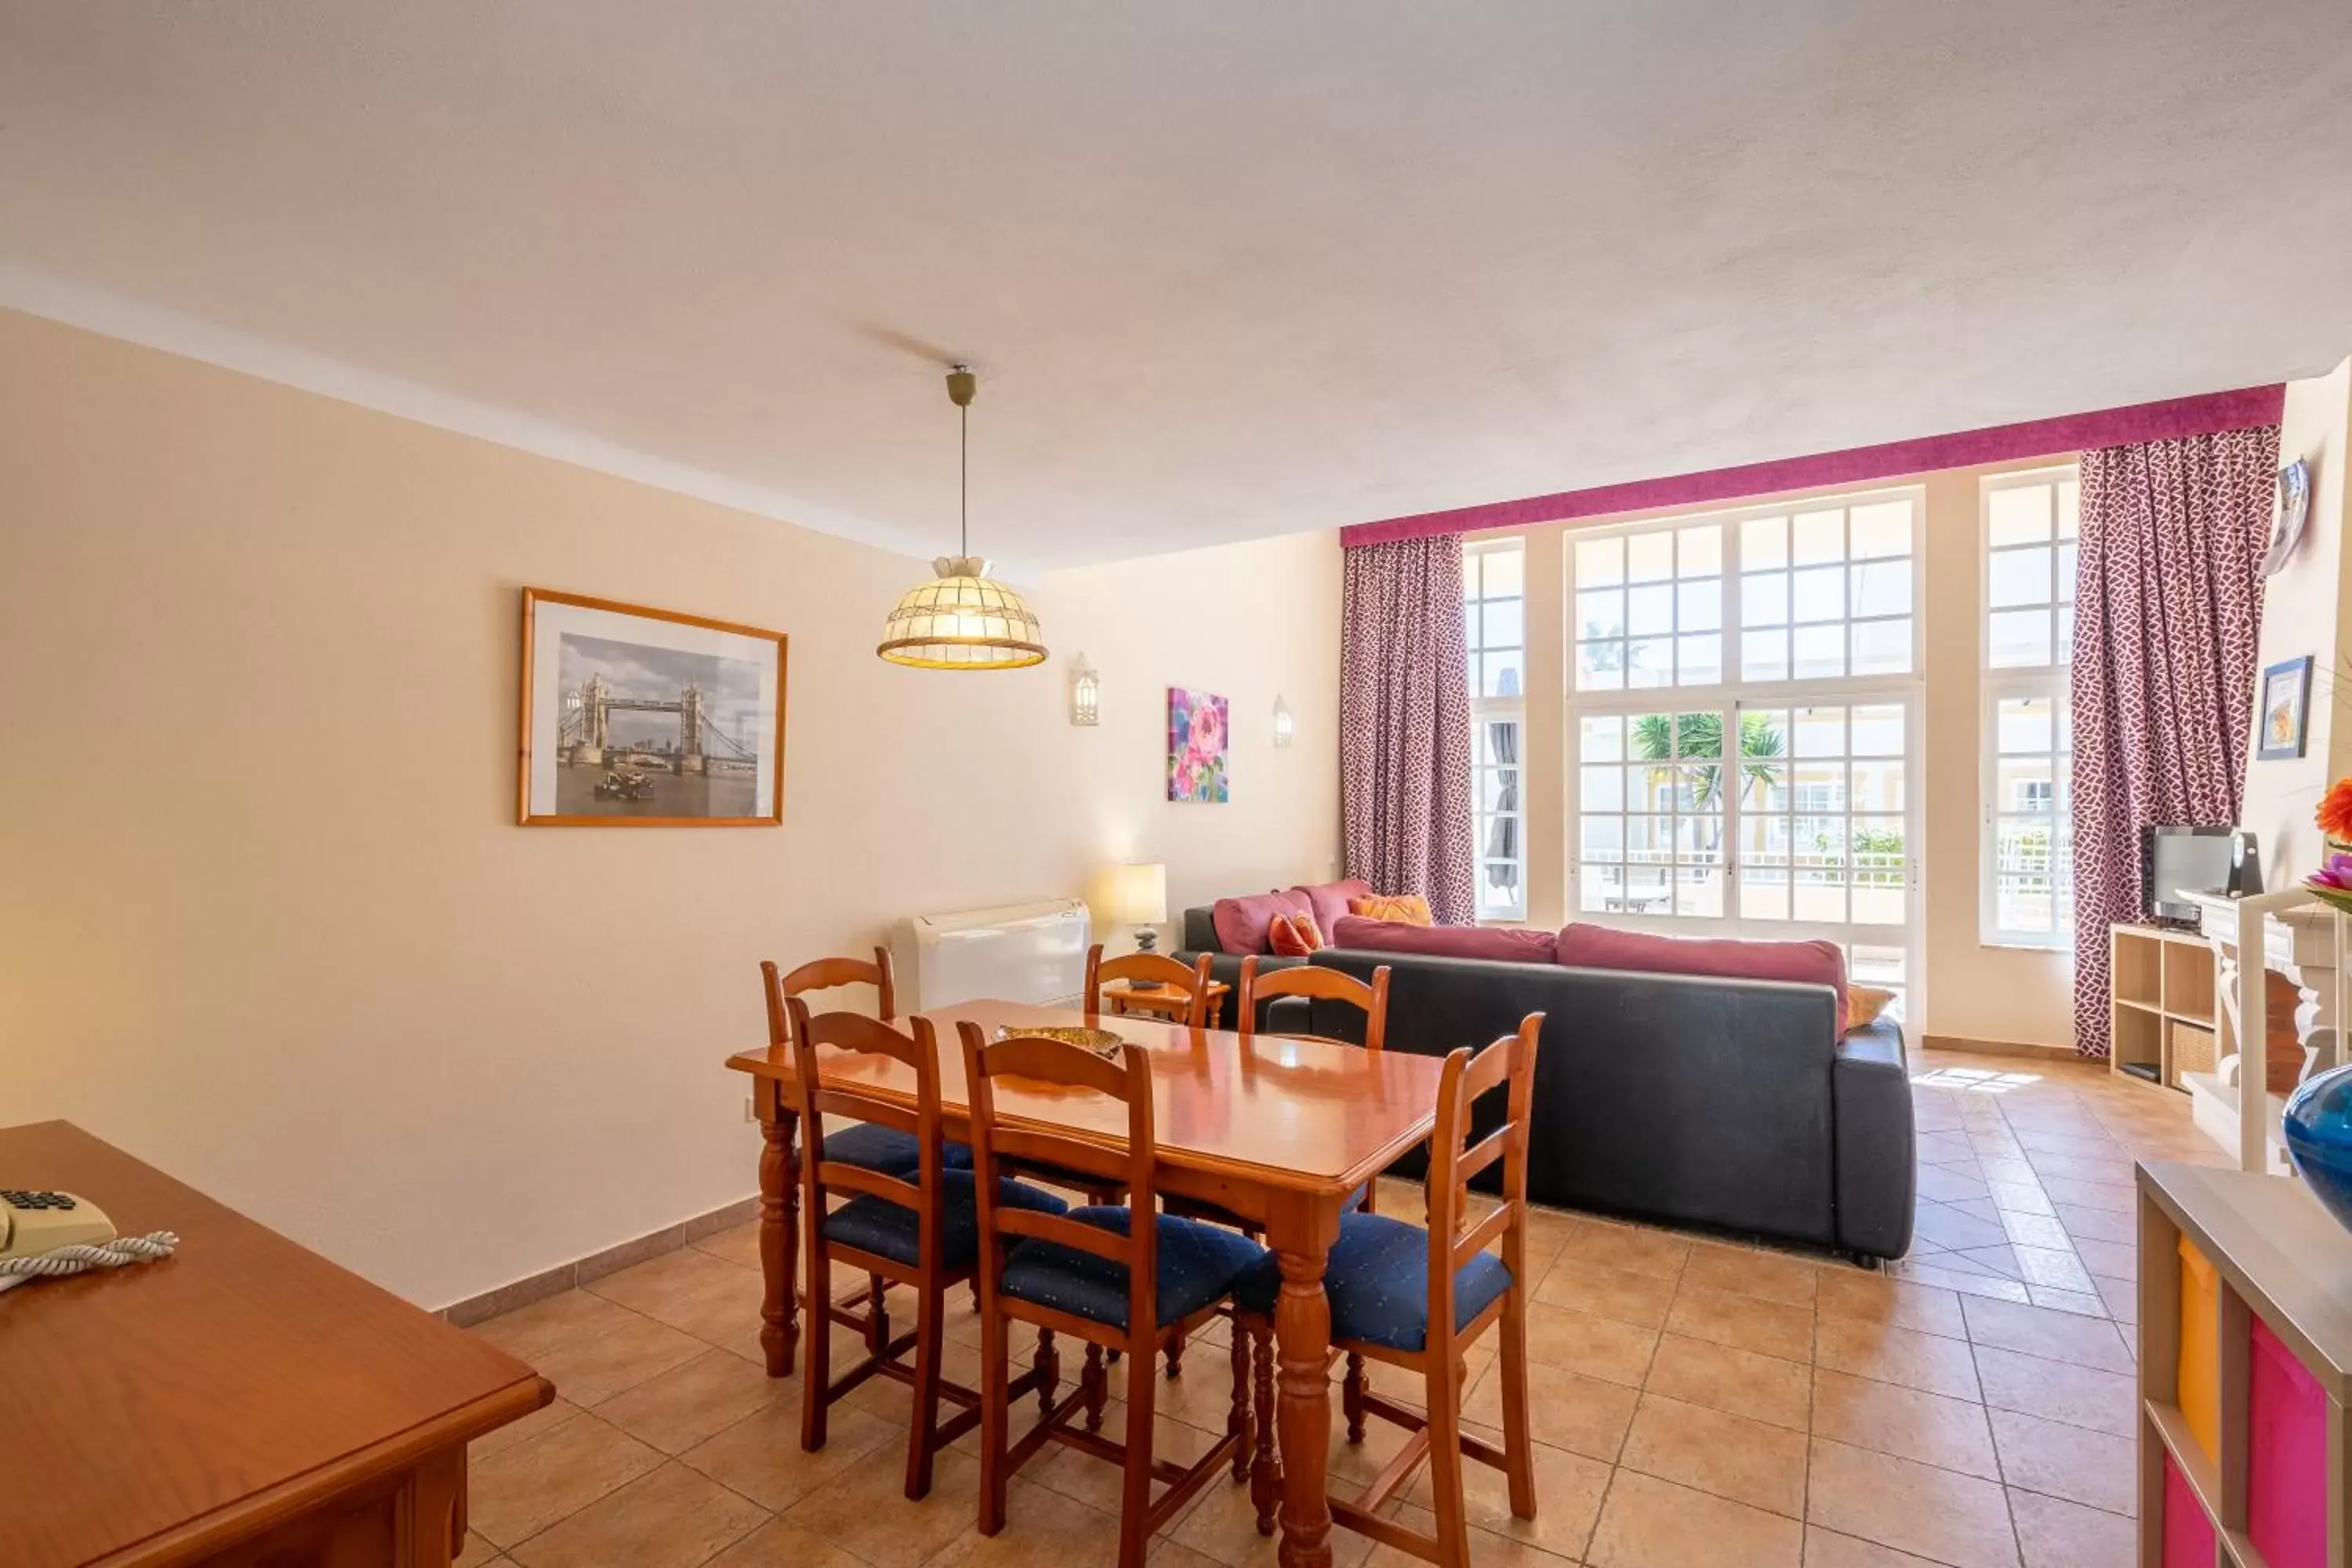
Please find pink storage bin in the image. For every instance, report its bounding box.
[2249,1313,2327,1568]
[2163,1450,2216,1568]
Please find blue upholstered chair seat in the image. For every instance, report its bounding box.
[818,1122,974,1177]
[1233,1210,1512,1352]
[998,1207,1269,1330]
[822,1171,1067,1271]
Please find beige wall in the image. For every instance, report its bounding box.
[1482,457,2078,1050]
[2243,357,2352,885]
[0,309,1341,1308]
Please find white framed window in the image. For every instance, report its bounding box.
[1465,540,1526,920]
[1573,523,1724,690]
[1573,495,1918,691]
[1731,701,1911,930]
[1568,489,1924,1015]
[1985,469,2078,668]
[1980,468,2079,948]
[1983,688,2074,946]
[1577,709,1727,919]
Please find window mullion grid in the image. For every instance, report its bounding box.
[1982,669,2065,949]
[1568,494,1922,935]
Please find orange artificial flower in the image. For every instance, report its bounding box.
[2319,777,2352,843]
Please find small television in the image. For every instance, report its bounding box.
[2141,825,2263,925]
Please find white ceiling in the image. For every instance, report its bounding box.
[3,3,2350,570]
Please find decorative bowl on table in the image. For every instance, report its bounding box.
[2284,1063,2352,1234]
[993,1023,1126,1058]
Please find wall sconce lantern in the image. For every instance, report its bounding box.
[1069,655,1100,727]
[1272,694,1294,748]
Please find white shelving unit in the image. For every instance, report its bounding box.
[2107,921,2218,1091]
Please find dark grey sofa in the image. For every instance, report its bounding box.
[1176,906,1914,1264]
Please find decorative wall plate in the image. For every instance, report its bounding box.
[2263,459,2311,576]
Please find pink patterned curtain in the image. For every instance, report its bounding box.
[1341,535,1476,924]
[2071,424,2278,1056]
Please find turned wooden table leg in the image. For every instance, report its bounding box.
[1266,1194,1339,1568]
[757,1083,800,1378]
[407,1443,466,1567]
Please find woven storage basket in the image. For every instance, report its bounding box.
[2169,1020,2217,1083]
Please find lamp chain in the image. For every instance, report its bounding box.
[960,399,968,561]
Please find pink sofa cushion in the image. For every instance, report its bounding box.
[1212,888,1313,955]
[1555,924,1846,1019]
[1330,916,1561,964]
[1290,878,1374,940]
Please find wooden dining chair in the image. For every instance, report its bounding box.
[764,949,966,1179]
[1083,943,1216,1028]
[958,1022,1269,1568]
[786,999,1069,1499]
[991,943,1207,1220]
[1152,956,1395,1382]
[1236,956,1392,1209]
[1236,1013,1543,1568]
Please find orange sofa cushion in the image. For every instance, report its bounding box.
[1348,893,1433,926]
[1268,912,1328,956]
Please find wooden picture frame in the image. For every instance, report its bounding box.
[517,588,787,826]
[2256,655,2313,763]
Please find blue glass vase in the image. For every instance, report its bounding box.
[2283,1062,2352,1233]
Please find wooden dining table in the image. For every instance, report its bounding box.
[725,996,1449,1568]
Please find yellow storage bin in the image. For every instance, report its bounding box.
[2177,1235,2221,1463]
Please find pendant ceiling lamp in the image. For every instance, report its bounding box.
[877,365,1047,670]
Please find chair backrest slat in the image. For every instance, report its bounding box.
[1083,945,1213,1027]
[1454,1030,1518,1104]
[998,1207,1134,1262]
[774,946,898,1029]
[985,1125,1131,1185]
[961,1022,1161,1346]
[976,1030,1135,1099]
[1451,1200,1512,1272]
[1454,1126,1510,1186]
[804,1094,919,1138]
[1236,957,1390,1051]
[818,1163,924,1210]
[1423,1013,1541,1347]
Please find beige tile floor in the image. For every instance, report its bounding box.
[460,1049,2219,1566]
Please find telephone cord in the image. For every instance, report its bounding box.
[0,1231,180,1294]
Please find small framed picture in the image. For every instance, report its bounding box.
[519,589,787,826]
[2257,655,2314,761]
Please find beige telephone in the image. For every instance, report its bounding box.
[1,1189,118,1261]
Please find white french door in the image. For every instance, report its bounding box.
[1568,495,1925,1018]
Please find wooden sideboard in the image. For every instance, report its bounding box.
[0,1121,552,1568]
[2137,1160,2352,1567]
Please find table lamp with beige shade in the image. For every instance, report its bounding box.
[1106,862,1169,954]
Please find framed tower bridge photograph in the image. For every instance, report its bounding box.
[518,588,787,826]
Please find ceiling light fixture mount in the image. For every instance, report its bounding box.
[877,363,1047,670]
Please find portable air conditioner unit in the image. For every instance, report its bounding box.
[889,898,1091,1013]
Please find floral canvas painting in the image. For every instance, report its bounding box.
[1167,687,1229,803]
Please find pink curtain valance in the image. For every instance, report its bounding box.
[1343,386,2286,549]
